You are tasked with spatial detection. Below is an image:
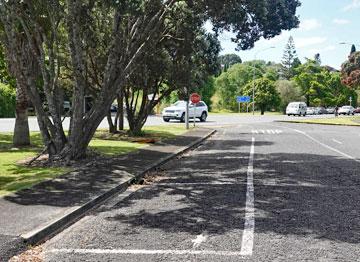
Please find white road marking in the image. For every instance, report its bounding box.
[240,137,255,256]
[191,233,208,248]
[272,125,360,163]
[252,129,282,135]
[48,249,246,257]
[332,139,343,145]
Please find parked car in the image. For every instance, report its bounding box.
[314,107,327,115]
[286,102,307,116]
[354,107,360,114]
[110,105,118,113]
[338,106,355,115]
[306,107,315,115]
[162,100,208,122]
[326,107,335,114]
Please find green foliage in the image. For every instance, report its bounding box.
[295,60,357,106]
[198,76,216,110]
[0,44,16,88]
[341,51,360,88]
[0,83,15,118]
[281,36,299,79]
[219,54,242,72]
[276,80,303,113]
[214,61,280,111]
[242,78,280,115]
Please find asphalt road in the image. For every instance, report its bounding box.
[0,113,340,132]
[35,121,360,262]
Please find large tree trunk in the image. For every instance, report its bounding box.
[13,82,30,146]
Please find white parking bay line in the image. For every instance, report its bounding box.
[48,249,245,257]
[240,137,255,256]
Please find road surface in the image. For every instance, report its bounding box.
[37,121,360,261]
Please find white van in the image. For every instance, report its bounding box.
[286,102,307,116]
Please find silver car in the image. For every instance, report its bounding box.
[338,106,355,115]
[162,101,208,122]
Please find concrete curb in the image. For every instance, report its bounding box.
[275,120,360,127]
[21,129,216,246]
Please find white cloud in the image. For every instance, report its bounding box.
[333,19,351,25]
[295,37,327,48]
[300,19,322,31]
[343,0,360,11]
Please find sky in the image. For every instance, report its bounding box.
[215,0,360,69]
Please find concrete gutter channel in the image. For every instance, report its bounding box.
[20,129,216,247]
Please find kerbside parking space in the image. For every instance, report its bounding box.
[33,121,360,262]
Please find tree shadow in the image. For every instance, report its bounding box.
[98,149,360,244]
[3,135,255,207]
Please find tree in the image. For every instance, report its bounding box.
[0,0,301,160]
[281,36,298,79]
[293,60,323,106]
[341,51,360,89]
[276,80,303,113]
[314,53,321,65]
[351,44,356,54]
[0,23,30,146]
[243,78,280,115]
[214,61,280,111]
[219,54,242,72]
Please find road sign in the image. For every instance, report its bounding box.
[237,96,251,103]
[190,93,201,104]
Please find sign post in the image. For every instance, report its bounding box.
[190,93,201,127]
[236,96,251,114]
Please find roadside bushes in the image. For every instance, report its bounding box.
[0,83,15,117]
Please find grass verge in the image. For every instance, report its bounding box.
[0,125,189,196]
[279,116,360,126]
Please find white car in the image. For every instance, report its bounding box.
[338,106,355,115]
[162,100,208,122]
[286,102,307,116]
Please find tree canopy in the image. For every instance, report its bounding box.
[0,0,301,160]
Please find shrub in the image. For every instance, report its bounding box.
[0,83,16,118]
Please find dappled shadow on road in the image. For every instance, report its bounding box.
[2,132,224,207]
[100,141,360,244]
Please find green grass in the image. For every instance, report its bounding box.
[282,116,360,126]
[0,133,68,196]
[0,125,188,196]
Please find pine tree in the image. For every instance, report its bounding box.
[350,44,356,54]
[281,36,298,80]
[314,53,321,65]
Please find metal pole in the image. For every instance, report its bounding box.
[193,105,196,127]
[186,88,189,130]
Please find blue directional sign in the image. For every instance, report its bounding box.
[236,96,251,103]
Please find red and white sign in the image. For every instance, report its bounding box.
[190,93,201,104]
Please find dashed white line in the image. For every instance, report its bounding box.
[240,137,255,256]
[48,249,245,257]
[332,139,343,145]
